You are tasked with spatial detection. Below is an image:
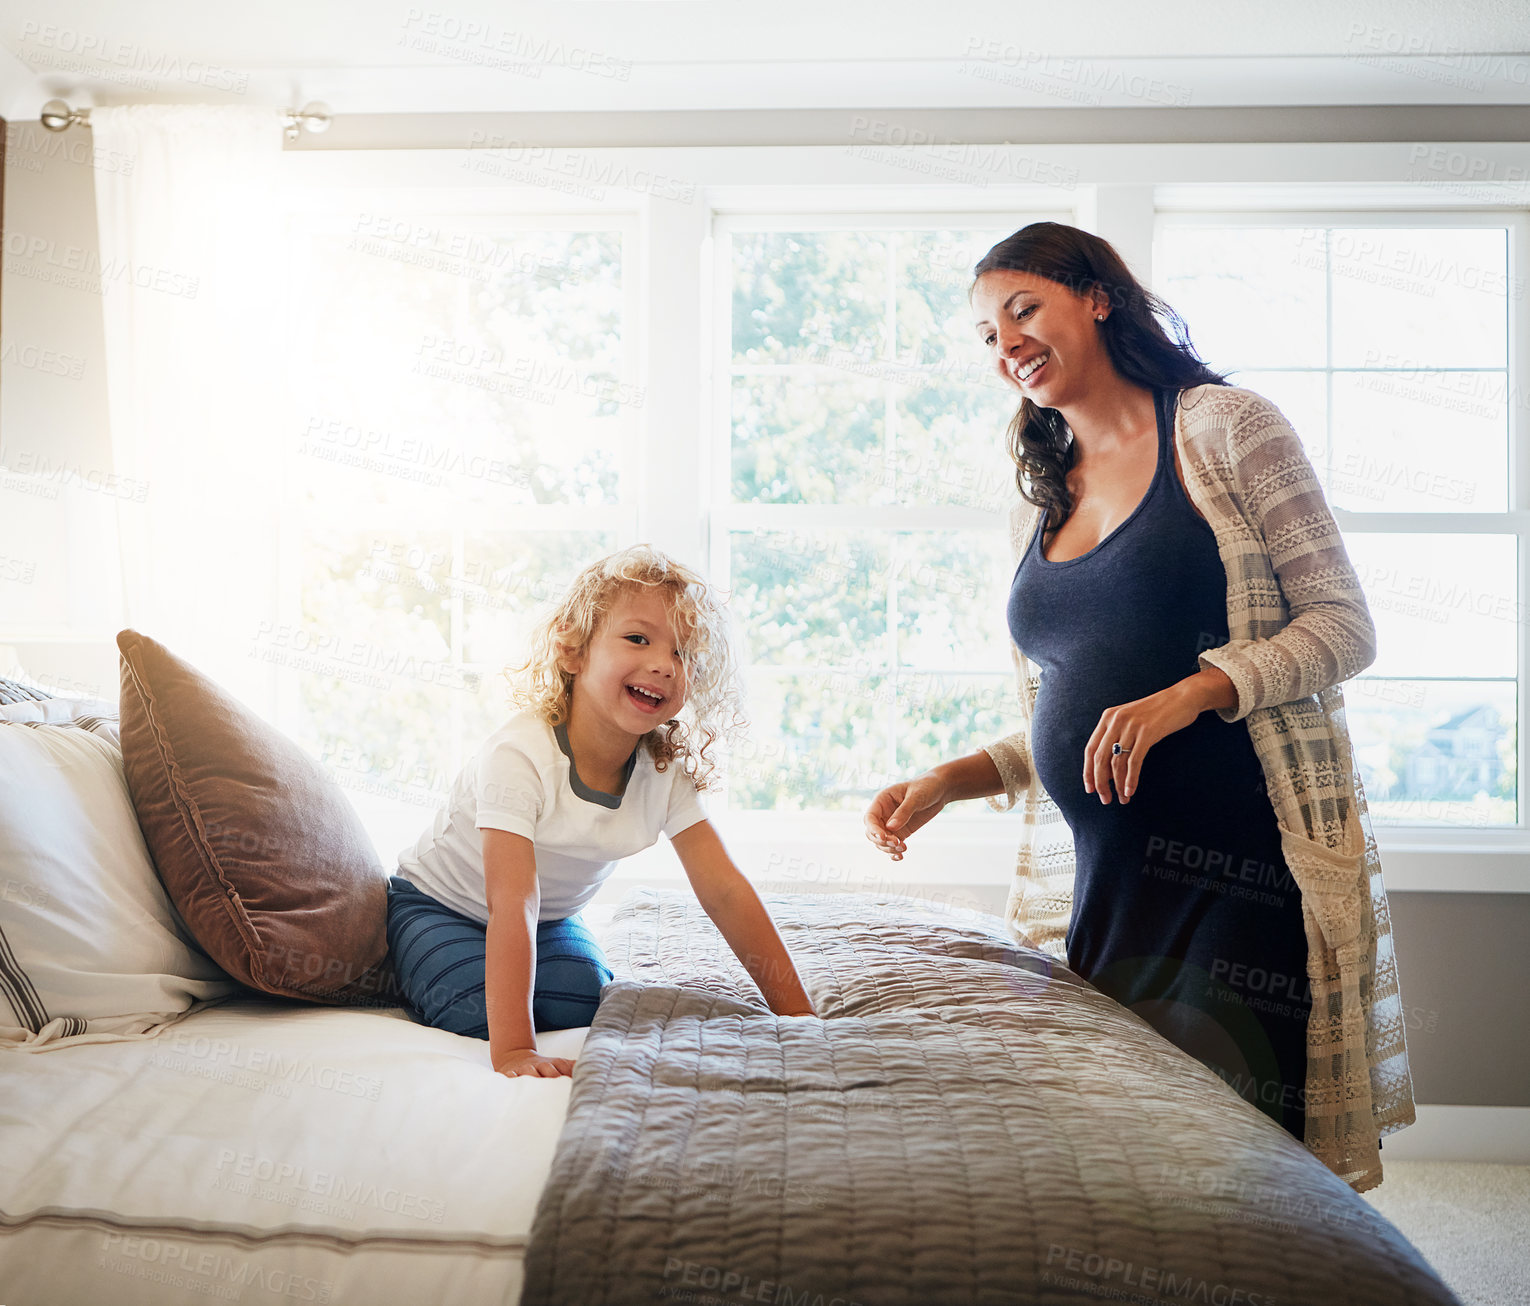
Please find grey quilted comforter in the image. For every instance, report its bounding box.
[522,890,1458,1306]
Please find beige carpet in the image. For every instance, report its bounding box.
[1362,1162,1530,1305]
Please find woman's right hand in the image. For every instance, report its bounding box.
[864,772,951,860]
[494,1047,575,1079]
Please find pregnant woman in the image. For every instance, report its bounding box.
[863,221,1414,1191]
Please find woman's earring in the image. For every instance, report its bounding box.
[1095,314,1105,321]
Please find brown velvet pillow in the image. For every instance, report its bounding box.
[116,629,398,1005]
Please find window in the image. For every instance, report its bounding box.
[1155,217,1518,827]
[280,211,634,854]
[254,145,1530,891]
[711,218,1042,814]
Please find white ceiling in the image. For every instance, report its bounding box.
[1,0,1527,119]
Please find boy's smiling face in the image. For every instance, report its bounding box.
[563,586,690,739]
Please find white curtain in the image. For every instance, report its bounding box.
[91,105,288,710]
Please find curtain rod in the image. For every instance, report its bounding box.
[39,98,332,142]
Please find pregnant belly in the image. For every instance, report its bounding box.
[1031,674,1253,822]
[1030,677,1128,815]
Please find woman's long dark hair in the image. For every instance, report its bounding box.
[972,222,1228,531]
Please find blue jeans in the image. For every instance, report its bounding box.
[384,875,612,1037]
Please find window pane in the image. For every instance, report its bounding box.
[459,530,618,667]
[728,669,1022,812]
[1158,224,1511,518]
[293,226,627,509]
[731,225,1032,509]
[1156,227,1328,370]
[1347,534,1517,680]
[895,228,1014,372]
[895,381,1019,513]
[731,231,887,364]
[726,526,1020,811]
[731,375,886,505]
[1329,228,1508,370]
[1331,373,1506,511]
[1348,678,1516,825]
[729,530,891,670]
[894,673,1023,777]
[894,530,1014,671]
[291,527,469,794]
[729,672,894,811]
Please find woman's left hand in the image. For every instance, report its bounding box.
[1083,681,1205,804]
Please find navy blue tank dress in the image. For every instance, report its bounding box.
[1008,386,1311,1140]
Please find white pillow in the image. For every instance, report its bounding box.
[0,706,237,1049]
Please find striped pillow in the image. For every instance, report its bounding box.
[0,676,53,705]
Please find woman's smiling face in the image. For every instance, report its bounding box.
[971,269,1111,409]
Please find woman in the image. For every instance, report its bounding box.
[863,221,1414,1191]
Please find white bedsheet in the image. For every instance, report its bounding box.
[0,997,589,1306]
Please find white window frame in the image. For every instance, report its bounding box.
[270,142,1530,894]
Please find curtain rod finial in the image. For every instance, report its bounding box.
[284,101,332,141]
[40,99,80,132]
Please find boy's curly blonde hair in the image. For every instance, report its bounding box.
[504,544,745,791]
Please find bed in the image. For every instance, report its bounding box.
[0,662,1463,1306]
[1,995,587,1303]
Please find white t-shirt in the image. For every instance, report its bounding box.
[397,709,707,923]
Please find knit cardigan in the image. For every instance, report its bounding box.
[980,382,1415,1193]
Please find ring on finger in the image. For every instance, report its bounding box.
[1112,742,1132,757]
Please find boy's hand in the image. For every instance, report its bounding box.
[494,1047,575,1078]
